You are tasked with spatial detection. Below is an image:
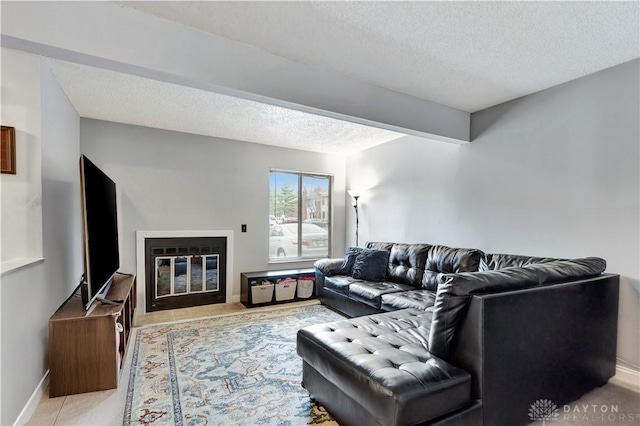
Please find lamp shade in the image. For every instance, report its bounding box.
[347,189,361,199]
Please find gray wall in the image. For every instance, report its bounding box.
[0,48,43,262]
[1,62,81,424]
[1,53,635,424]
[346,59,639,369]
[79,119,347,306]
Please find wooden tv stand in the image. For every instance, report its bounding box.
[48,273,136,397]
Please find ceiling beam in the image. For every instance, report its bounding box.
[1,2,470,144]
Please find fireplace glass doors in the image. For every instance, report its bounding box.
[155,255,219,297]
[145,237,226,312]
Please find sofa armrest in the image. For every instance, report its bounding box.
[448,273,619,425]
[314,258,344,277]
[428,267,540,359]
[314,258,344,301]
[428,257,607,359]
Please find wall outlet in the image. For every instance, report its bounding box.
[241,224,247,232]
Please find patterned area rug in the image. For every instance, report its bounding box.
[124,305,342,425]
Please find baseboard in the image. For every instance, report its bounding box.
[613,364,640,392]
[13,370,49,426]
[232,294,241,303]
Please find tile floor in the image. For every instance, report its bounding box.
[26,300,318,425]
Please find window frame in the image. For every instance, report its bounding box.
[268,169,333,263]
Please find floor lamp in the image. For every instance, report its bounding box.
[348,190,360,246]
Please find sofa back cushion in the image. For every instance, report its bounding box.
[422,246,484,291]
[366,241,394,252]
[523,257,606,285]
[480,253,560,271]
[366,242,431,287]
[388,243,431,287]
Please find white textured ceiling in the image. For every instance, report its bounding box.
[41,1,639,154]
[120,1,639,112]
[45,59,403,155]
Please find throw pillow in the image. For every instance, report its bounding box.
[339,247,363,275]
[352,248,389,282]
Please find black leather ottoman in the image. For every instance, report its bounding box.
[297,309,473,426]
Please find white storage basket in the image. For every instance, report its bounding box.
[297,277,315,299]
[275,278,297,301]
[251,282,274,304]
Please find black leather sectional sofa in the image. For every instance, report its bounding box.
[296,242,619,426]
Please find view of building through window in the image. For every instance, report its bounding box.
[269,171,331,261]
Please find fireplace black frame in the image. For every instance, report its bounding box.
[144,237,227,312]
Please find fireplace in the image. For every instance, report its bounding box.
[136,231,234,315]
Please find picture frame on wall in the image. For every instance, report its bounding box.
[1,126,16,174]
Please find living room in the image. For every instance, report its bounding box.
[1,2,638,425]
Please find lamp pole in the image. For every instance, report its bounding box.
[348,190,361,246]
[353,195,360,246]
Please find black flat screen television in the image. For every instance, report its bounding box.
[79,155,120,310]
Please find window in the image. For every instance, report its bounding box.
[269,171,331,261]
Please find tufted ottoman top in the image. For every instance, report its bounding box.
[297,308,471,426]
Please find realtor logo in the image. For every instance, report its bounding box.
[529,399,560,425]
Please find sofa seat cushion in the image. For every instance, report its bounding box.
[323,275,362,295]
[381,289,436,312]
[297,309,472,426]
[348,281,414,309]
